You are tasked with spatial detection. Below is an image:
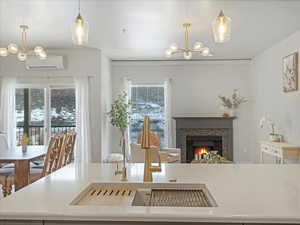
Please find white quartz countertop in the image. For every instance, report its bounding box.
[1,163,300,223]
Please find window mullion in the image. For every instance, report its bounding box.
[44,87,51,145]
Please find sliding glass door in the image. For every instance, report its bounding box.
[15,86,76,146]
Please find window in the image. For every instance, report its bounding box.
[50,88,76,134]
[15,87,76,145]
[129,85,167,147]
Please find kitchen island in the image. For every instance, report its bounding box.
[0,163,300,224]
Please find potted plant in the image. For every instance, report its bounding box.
[218,89,247,117]
[259,115,282,142]
[108,92,131,181]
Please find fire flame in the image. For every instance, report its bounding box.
[194,147,209,155]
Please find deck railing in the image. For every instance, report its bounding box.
[16,125,76,145]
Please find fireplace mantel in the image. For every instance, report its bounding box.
[173,116,236,120]
[173,116,236,129]
[173,116,235,162]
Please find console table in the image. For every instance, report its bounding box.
[260,141,300,164]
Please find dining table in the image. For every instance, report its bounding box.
[0,145,47,190]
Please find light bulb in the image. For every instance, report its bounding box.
[75,24,84,45]
[212,10,231,43]
[0,48,8,57]
[72,14,89,45]
[201,47,210,56]
[193,41,204,50]
[169,43,178,52]
[17,52,27,61]
[34,46,44,55]
[183,51,192,60]
[39,51,47,60]
[165,49,173,58]
[218,23,226,34]
[7,43,18,54]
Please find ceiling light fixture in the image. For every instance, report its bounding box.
[0,25,47,62]
[71,0,89,45]
[212,10,232,43]
[165,23,212,60]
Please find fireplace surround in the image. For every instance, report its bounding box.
[173,116,235,163]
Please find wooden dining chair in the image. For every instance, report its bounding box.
[30,133,65,182]
[0,170,14,197]
[57,131,76,169]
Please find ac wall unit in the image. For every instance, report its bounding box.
[25,56,64,70]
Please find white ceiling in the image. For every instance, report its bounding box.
[1,0,300,60]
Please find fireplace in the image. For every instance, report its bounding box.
[173,116,235,163]
[186,135,222,163]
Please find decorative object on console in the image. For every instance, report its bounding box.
[283,52,298,92]
[260,141,300,164]
[165,23,212,60]
[0,25,47,62]
[108,92,131,181]
[259,115,283,142]
[218,89,247,117]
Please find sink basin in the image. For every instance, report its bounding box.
[71,183,217,207]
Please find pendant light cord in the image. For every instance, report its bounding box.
[78,0,81,15]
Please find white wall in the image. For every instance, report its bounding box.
[111,60,252,163]
[250,30,300,162]
[0,47,104,163]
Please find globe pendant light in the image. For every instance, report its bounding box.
[165,23,212,60]
[0,25,46,61]
[71,0,89,45]
[212,10,232,43]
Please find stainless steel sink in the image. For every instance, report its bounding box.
[71,183,217,207]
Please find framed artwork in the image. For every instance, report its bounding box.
[283,52,298,92]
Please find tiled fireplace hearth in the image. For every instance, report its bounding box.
[173,116,235,163]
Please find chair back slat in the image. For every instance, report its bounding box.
[42,133,64,177]
[58,131,77,169]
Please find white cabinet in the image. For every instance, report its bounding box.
[260,141,300,164]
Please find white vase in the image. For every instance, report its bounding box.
[223,108,235,117]
[22,143,27,153]
[229,108,235,117]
